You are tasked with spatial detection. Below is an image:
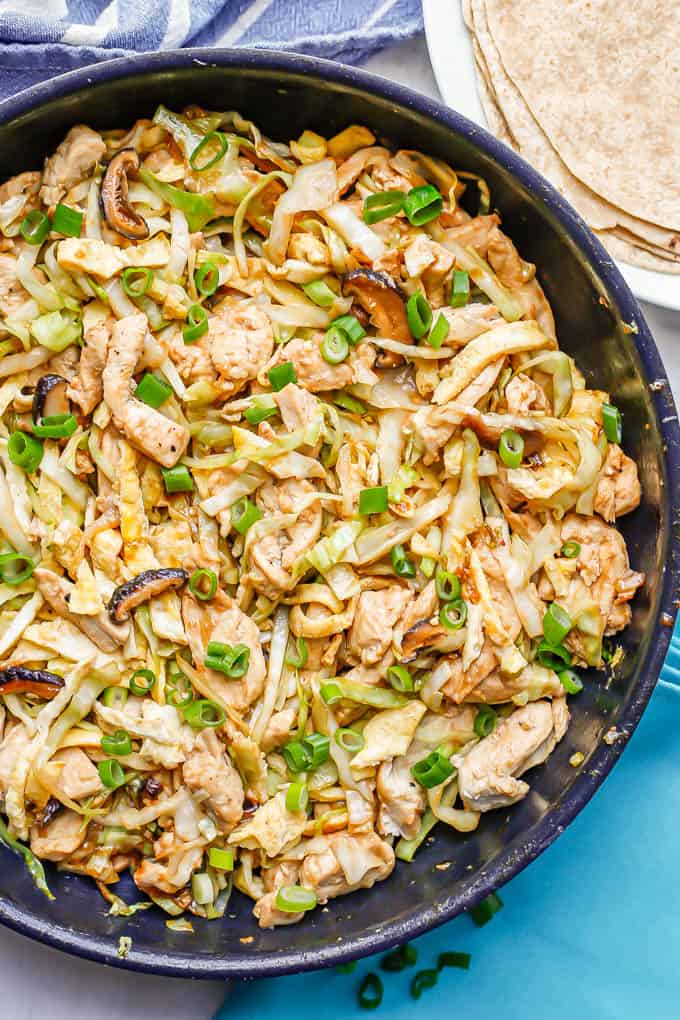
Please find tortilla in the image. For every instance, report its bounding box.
[597,232,680,275]
[464,0,680,273]
[483,0,680,231]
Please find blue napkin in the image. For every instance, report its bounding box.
[215,629,680,1020]
[0,0,423,103]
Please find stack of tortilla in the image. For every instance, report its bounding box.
[463,0,680,274]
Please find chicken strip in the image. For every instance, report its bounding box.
[67,319,111,414]
[102,313,189,468]
[455,699,569,812]
[347,585,413,666]
[30,809,86,861]
[182,729,244,832]
[40,125,105,209]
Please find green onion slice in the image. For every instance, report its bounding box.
[195,261,220,297]
[7,431,43,473]
[134,372,172,409]
[411,969,438,1000]
[268,361,296,391]
[303,732,330,768]
[560,540,581,559]
[411,750,454,789]
[230,496,262,535]
[358,973,384,1011]
[558,669,583,694]
[244,402,277,425]
[334,727,365,754]
[282,740,311,773]
[435,570,461,603]
[208,846,234,871]
[161,465,194,493]
[536,640,572,671]
[166,670,194,708]
[275,885,317,913]
[359,485,388,515]
[33,414,77,439]
[380,944,418,972]
[52,203,83,237]
[98,758,126,789]
[450,269,470,308]
[406,292,433,339]
[387,665,415,693]
[329,314,365,345]
[189,131,228,172]
[333,391,366,415]
[183,698,226,729]
[0,552,35,585]
[440,599,467,630]
[188,568,218,601]
[122,266,153,298]
[404,184,443,226]
[183,304,209,344]
[390,543,416,578]
[102,686,128,710]
[363,190,406,225]
[20,210,50,246]
[101,729,132,756]
[498,429,524,469]
[129,669,156,696]
[474,705,497,738]
[543,602,573,646]
[427,313,449,349]
[470,891,503,927]
[321,326,350,365]
[285,781,309,813]
[302,279,337,308]
[437,951,471,971]
[602,402,622,443]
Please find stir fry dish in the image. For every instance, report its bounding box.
[0,108,644,928]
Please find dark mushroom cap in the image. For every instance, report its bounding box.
[32,374,69,423]
[101,149,149,241]
[342,269,411,366]
[108,568,189,623]
[0,666,64,700]
[401,619,448,660]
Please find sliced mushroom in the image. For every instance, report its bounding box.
[0,666,64,699]
[108,567,188,623]
[32,374,69,423]
[342,269,411,367]
[101,149,149,241]
[401,619,463,660]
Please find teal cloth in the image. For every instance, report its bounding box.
[216,672,680,1019]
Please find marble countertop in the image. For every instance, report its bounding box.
[0,33,677,1020]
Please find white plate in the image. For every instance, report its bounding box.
[423,0,680,311]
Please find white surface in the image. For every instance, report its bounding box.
[0,33,678,1020]
[423,0,680,312]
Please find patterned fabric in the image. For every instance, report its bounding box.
[0,0,423,103]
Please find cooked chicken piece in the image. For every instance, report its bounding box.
[347,585,412,666]
[182,590,267,711]
[207,300,274,398]
[34,567,129,652]
[447,214,501,255]
[275,383,319,432]
[247,479,322,599]
[102,313,189,468]
[0,170,40,208]
[47,747,102,800]
[29,809,86,861]
[440,302,504,347]
[443,641,499,704]
[593,443,642,522]
[377,755,426,839]
[336,147,397,195]
[0,723,30,797]
[0,253,33,318]
[403,234,454,282]
[300,832,394,903]
[504,373,551,415]
[182,729,244,831]
[560,513,644,635]
[487,225,526,290]
[261,707,297,753]
[67,319,111,414]
[277,336,353,392]
[455,699,569,812]
[40,125,105,209]
[463,666,564,704]
[287,233,330,266]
